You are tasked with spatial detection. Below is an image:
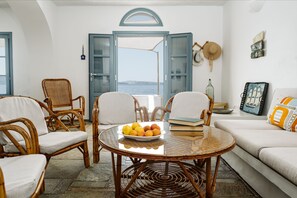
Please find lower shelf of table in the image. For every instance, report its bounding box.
[121,161,206,198]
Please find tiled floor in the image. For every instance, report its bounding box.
[40,123,260,198]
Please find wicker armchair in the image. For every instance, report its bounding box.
[0,123,47,198]
[92,92,149,163]
[151,92,214,126]
[0,96,90,168]
[42,78,85,130]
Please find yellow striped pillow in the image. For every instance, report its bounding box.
[268,97,297,132]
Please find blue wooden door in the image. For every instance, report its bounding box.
[89,34,115,120]
[164,33,193,103]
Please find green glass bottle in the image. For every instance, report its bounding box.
[205,79,214,101]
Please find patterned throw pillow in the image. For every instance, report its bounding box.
[268,97,297,132]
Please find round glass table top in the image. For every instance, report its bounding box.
[99,122,235,161]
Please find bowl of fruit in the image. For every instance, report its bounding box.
[121,122,162,142]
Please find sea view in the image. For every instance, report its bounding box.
[118,81,163,95]
[0,80,163,96]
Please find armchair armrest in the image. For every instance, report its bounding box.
[200,109,213,126]
[72,96,85,115]
[136,106,149,122]
[43,97,53,111]
[0,118,39,155]
[38,100,85,131]
[151,106,169,121]
[55,110,86,131]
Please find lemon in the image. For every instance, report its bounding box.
[122,125,132,135]
[132,122,141,130]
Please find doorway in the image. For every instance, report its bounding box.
[88,32,193,120]
[117,35,164,114]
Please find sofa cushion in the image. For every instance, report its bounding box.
[259,147,297,186]
[214,119,281,133]
[268,96,297,132]
[268,103,297,132]
[0,154,46,198]
[4,131,88,155]
[267,88,297,119]
[227,129,297,157]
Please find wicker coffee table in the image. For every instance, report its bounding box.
[99,122,235,198]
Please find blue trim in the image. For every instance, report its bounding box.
[0,32,13,96]
[119,8,163,27]
[166,33,193,103]
[88,34,114,120]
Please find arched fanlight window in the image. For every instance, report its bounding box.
[120,8,163,26]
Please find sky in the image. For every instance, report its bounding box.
[118,39,163,83]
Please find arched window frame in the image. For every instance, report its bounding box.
[120,8,163,27]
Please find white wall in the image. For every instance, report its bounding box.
[223,1,297,114]
[0,4,223,119]
[0,6,30,95]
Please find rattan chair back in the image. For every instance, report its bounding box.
[42,78,73,108]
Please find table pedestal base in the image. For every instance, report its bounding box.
[122,161,205,197]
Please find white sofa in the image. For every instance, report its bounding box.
[214,88,297,198]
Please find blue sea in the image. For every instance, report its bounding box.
[0,80,163,96]
[118,82,163,95]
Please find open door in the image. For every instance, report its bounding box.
[164,33,193,103]
[88,32,192,120]
[89,34,115,120]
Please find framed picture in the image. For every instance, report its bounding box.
[251,40,265,59]
[240,82,269,115]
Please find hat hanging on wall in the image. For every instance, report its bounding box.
[192,42,204,66]
[203,41,222,72]
[192,49,204,66]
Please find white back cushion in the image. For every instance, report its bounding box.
[169,92,210,119]
[267,88,297,119]
[98,92,136,125]
[0,97,48,144]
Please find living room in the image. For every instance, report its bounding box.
[0,0,296,197]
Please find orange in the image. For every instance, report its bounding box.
[153,129,161,136]
[145,130,153,136]
[151,124,160,130]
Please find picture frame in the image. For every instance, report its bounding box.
[240,82,269,115]
[251,40,265,59]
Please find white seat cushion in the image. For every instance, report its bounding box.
[214,120,281,132]
[0,97,48,144]
[0,154,46,198]
[169,92,210,119]
[99,124,117,131]
[259,147,297,186]
[4,131,88,155]
[228,129,297,157]
[38,132,87,154]
[99,92,136,125]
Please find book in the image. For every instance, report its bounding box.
[213,102,228,110]
[169,124,204,132]
[170,131,204,138]
[168,117,204,126]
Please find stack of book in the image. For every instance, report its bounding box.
[213,102,229,110]
[168,117,204,135]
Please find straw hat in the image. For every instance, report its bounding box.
[203,42,222,60]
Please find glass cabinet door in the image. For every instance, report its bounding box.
[89,34,115,119]
[165,33,192,102]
